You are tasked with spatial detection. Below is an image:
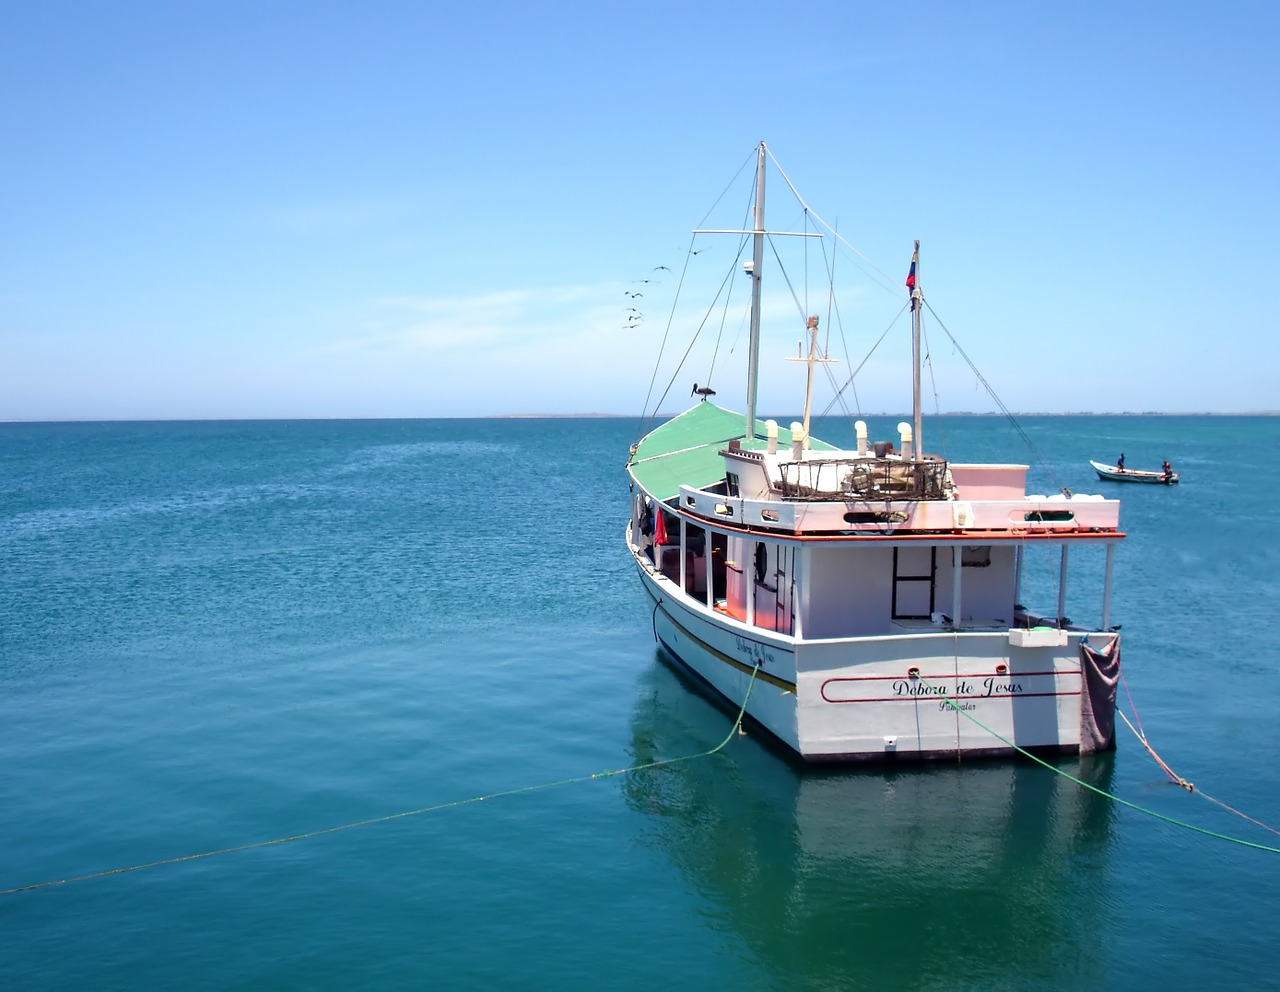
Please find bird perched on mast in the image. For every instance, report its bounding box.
[692,383,716,401]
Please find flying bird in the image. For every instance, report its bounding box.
[692,383,716,400]
[653,265,671,271]
[625,291,643,298]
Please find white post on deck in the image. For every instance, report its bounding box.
[1102,543,1116,631]
[746,540,756,627]
[1057,545,1070,627]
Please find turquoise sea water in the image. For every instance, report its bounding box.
[2,415,1278,990]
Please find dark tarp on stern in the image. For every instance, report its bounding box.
[1080,637,1120,753]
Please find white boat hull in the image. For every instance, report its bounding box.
[636,548,1106,762]
[623,145,1126,765]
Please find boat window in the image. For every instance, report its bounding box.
[962,545,992,568]
[725,472,740,496]
[843,510,909,525]
[1024,510,1074,522]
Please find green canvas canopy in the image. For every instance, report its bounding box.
[627,402,835,502]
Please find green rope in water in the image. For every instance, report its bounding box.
[920,673,1280,855]
[1,667,763,896]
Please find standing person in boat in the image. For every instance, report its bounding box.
[1116,453,1125,471]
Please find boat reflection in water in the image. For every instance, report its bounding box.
[625,653,1118,989]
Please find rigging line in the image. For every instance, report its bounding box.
[820,218,835,354]
[1116,709,1280,837]
[820,362,853,422]
[693,145,758,232]
[814,217,855,422]
[918,306,949,459]
[767,236,811,326]
[703,266,730,388]
[711,238,751,374]
[636,233,698,442]
[720,179,763,364]
[922,299,1067,491]
[705,195,756,387]
[2,667,764,898]
[818,224,863,421]
[642,239,749,434]
[635,149,757,443]
[763,146,905,299]
[804,209,810,319]
[816,304,910,420]
[912,672,1280,855]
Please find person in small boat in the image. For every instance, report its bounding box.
[1116,453,1125,471]
[1162,460,1173,480]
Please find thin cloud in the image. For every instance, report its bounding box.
[312,285,616,357]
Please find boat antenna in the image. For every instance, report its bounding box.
[787,315,837,446]
[745,141,766,437]
[909,240,923,458]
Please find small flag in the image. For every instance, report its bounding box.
[905,241,919,311]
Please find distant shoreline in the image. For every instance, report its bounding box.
[3,410,1277,425]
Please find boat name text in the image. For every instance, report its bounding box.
[891,676,1025,699]
[733,636,778,669]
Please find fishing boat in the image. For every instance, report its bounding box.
[1090,460,1179,485]
[624,142,1125,763]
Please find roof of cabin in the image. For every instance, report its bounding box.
[627,401,835,501]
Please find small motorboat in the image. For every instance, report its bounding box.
[1090,460,1179,485]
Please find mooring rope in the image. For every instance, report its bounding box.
[1,666,763,897]
[914,672,1280,854]
[1116,708,1280,838]
[1116,671,1280,836]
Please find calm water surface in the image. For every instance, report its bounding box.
[2,416,1278,990]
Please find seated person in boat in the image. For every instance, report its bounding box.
[1162,460,1173,480]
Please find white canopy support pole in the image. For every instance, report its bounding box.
[1057,545,1070,627]
[1102,543,1116,631]
[706,536,715,610]
[792,548,804,639]
[951,545,962,626]
[746,540,757,627]
[679,517,687,592]
[1014,544,1025,617]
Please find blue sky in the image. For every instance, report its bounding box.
[3,1,1276,420]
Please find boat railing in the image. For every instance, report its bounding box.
[774,458,951,501]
